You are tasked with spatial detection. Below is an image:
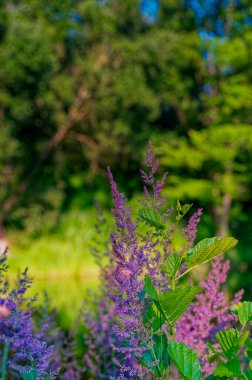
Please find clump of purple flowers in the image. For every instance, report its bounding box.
[83,296,121,379]
[34,293,82,380]
[0,249,58,379]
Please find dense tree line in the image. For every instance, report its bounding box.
[0,0,251,250]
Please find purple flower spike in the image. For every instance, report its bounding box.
[176,255,243,376]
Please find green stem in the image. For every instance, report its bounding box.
[170,220,179,254]
[1,341,9,380]
[176,267,192,281]
[170,277,175,290]
[160,311,163,370]
[239,320,249,337]
[169,277,176,341]
[150,346,162,378]
[170,325,176,341]
[165,365,170,380]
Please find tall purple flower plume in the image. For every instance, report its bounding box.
[182,208,203,249]
[176,255,243,376]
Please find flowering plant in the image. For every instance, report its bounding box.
[83,142,248,379]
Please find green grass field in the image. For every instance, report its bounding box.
[6,210,102,327]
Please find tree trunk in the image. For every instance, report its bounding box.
[0,217,8,252]
[212,193,232,236]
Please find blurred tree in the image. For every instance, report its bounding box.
[0,0,251,246]
[155,125,252,235]
[0,0,202,234]
[155,0,252,236]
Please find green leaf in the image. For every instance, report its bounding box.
[246,339,252,350]
[247,350,252,359]
[245,368,252,380]
[176,201,193,221]
[239,330,250,348]
[143,303,166,332]
[139,208,166,231]
[187,236,238,270]
[159,286,199,326]
[162,253,181,278]
[176,200,182,211]
[182,203,193,215]
[216,328,240,359]
[231,301,252,326]
[144,276,166,319]
[246,339,252,357]
[144,276,159,301]
[168,341,202,380]
[214,358,242,378]
[207,342,221,363]
[138,333,169,377]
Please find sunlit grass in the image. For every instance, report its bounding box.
[5,210,103,326]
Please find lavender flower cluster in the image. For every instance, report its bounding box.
[0,250,59,379]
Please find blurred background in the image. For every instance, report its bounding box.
[0,0,252,325]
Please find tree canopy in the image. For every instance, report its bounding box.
[0,0,251,252]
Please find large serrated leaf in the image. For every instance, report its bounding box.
[139,207,166,230]
[216,328,240,359]
[214,358,242,378]
[231,301,252,326]
[187,236,238,269]
[143,303,166,332]
[168,341,202,380]
[165,253,181,278]
[144,276,167,319]
[159,286,199,326]
[144,276,159,301]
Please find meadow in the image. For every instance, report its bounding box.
[6,210,100,327]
